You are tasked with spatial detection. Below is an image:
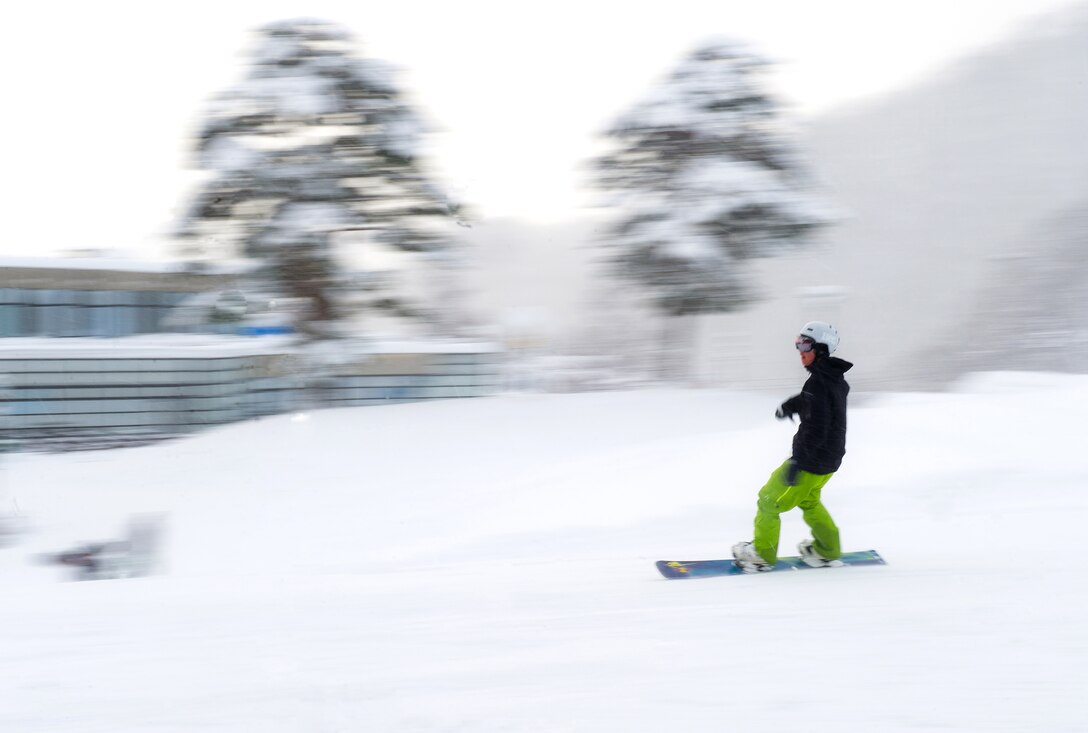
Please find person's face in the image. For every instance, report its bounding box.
[796,336,817,367]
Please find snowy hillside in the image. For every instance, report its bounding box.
[930,202,1088,380]
[1,375,1086,732]
[691,4,1088,391]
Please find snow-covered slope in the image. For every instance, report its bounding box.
[1,376,1085,731]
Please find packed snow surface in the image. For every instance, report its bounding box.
[2,373,1086,732]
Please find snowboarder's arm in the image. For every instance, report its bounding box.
[777,393,804,419]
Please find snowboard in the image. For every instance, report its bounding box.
[656,549,885,579]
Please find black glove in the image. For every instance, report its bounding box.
[784,459,801,486]
[775,404,794,422]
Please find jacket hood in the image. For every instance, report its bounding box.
[807,356,853,374]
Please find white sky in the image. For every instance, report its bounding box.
[1,0,1081,258]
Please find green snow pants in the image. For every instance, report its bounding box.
[752,459,841,565]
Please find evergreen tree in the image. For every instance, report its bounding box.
[175,19,457,333]
[596,38,833,319]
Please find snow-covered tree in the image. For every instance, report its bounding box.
[175,19,458,334]
[595,38,834,319]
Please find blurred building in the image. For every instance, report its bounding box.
[0,256,499,451]
[0,257,238,338]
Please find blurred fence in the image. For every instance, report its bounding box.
[0,340,501,452]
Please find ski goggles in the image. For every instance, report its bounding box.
[795,336,816,352]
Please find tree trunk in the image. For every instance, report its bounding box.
[659,314,698,383]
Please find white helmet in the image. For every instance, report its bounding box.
[799,321,839,354]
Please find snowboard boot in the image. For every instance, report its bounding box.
[731,541,772,573]
[798,539,844,568]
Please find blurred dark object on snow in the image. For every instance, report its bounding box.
[38,514,166,581]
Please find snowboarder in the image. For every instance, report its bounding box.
[732,321,853,573]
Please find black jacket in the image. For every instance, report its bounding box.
[779,356,853,475]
